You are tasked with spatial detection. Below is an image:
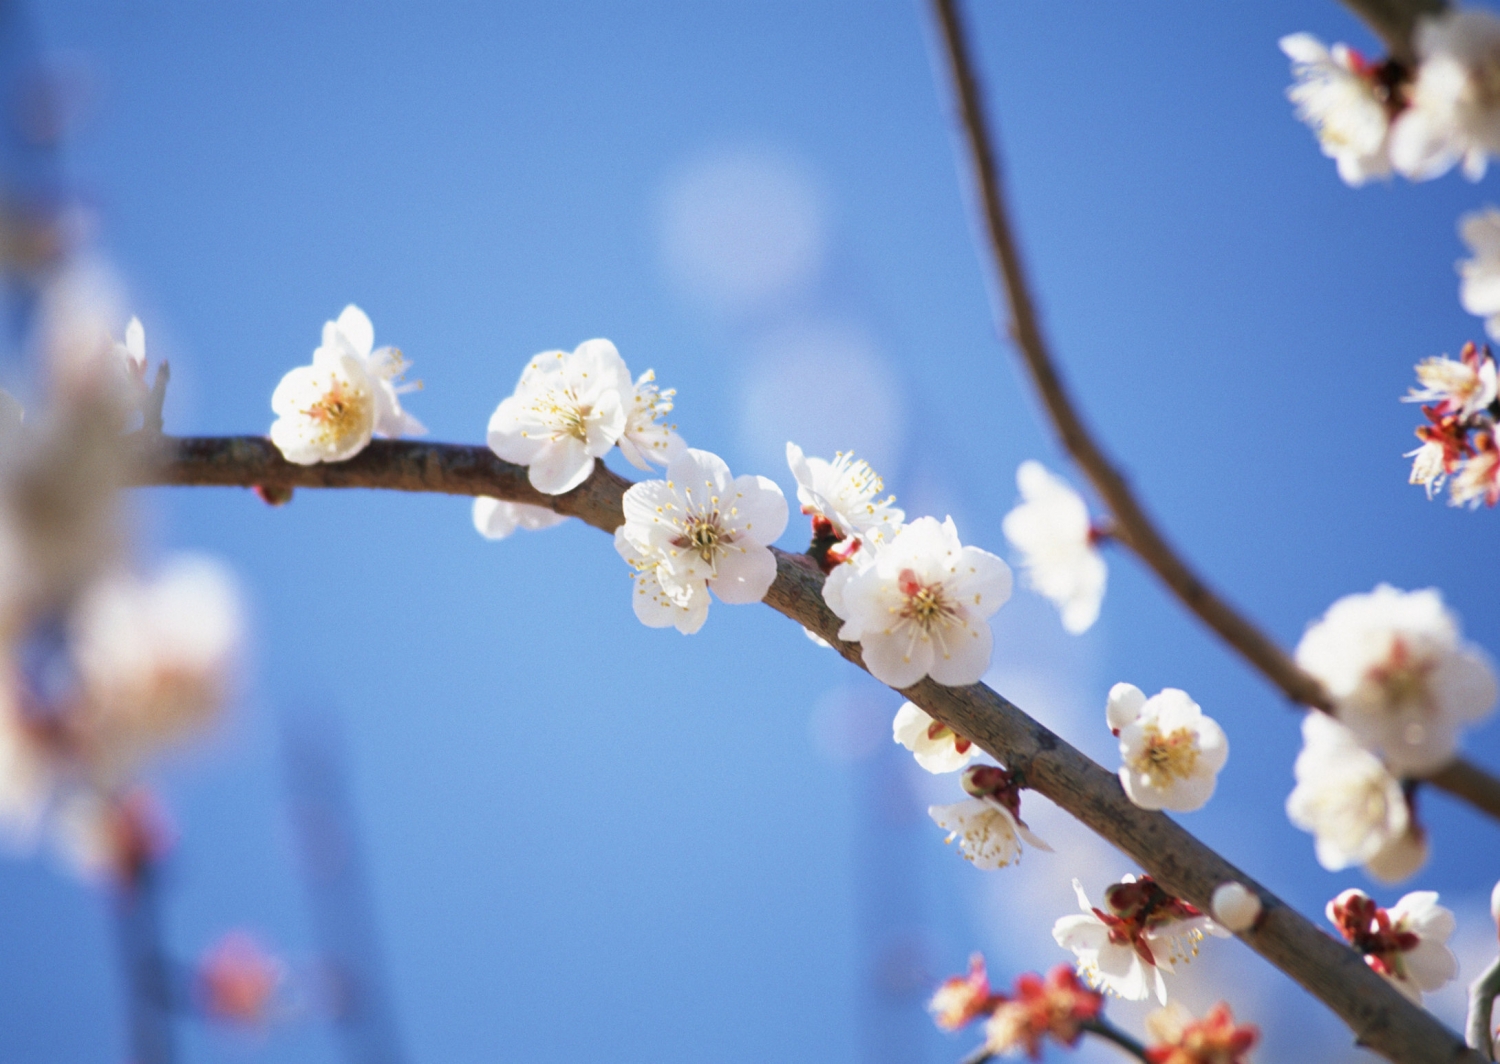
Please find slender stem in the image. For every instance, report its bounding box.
[1081,1017,1151,1062]
[924,0,1500,821]
[112,862,178,1064]
[1468,955,1500,1060]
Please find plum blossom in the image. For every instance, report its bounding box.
[823,516,1011,688]
[1460,212,1500,342]
[197,931,285,1026]
[785,442,903,562]
[1450,429,1500,507]
[928,953,996,1031]
[1405,340,1498,417]
[1286,712,1423,880]
[1391,9,1500,181]
[1407,406,1472,498]
[471,497,565,541]
[1209,882,1262,934]
[614,447,787,635]
[1295,585,1497,774]
[892,700,978,773]
[1143,1002,1258,1064]
[618,369,683,470]
[271,305,424,465]
[1106,683,1227,813]
[1327,888,1457,1002]
[983,966,1103,1060]
[1052,876,1225,1004]
[1280,33,1396,185]
[928,765,1051,870]
[1001,461,1106,634]
[487,340,632,494]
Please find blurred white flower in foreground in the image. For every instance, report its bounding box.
[614,447,787,634]
[1210,882,1262,933]
[1295,584,1497,774]
[892,700,977,773]
[618,370,683,471]
[1327,888,1457,1003]
[1407,340,1498,419]
[1280,33,1394,185]
[1285,712,1424,880]
[487,340,632,494]
[823,516,1010,688]
[471,497,565,541]
[1001,461,1105,634]
[785,441,903,555]
[1105,683,1227,813]
[1391,9,1500,181]
[1459,211,1500,342]
[271,305,424,465]
[928,764,1050,870]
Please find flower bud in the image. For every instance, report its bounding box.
[1210,881,1262,932]
[961,764,1013,798]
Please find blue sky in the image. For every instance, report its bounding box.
[0,2,1497,1062]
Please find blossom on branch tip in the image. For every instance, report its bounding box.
[1327,888,1457,1002]
[1143,1002,1258,1064]
[892,701,978,773]
[822,516,1011,688]
[1460,212,1500,342]
[1280,33,1396,186]
[928,953,995,1031]
[270,305,423,465]
[1001,461,1106,634]
[1295,584,1497,774]
[619,369,683,470]
[471,497,565,541]
[1285,712,1422,879]
[1106,683,1227,813]
[614,447,787,635]
[785,442,903,560]
[1052,876,1225,1004]
[1209,882,1262,934]
[983,965,1104,1060]
[1391,9,1500,181]
[487,339,632,494]
[929,764,1051,870]
[1404,340,1498,417]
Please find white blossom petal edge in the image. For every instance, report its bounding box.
[1107,684,1227,813]
[928,796,1049,870]
[1001,461,1106,634]
[1280,33,1394,186]
[472,497,566,541]
[893,701,978,773]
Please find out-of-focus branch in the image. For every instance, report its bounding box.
[1079,1017,1150,1061]
[135,437,1481,1063]
[113,863,179,1064]
[1339,0,1445,63]
[925,0,1500,823]
[1469,956,1500,1060]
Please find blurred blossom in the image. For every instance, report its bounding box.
[197,930,285,1027]
[1391,9,1500,182]
[471,497,564,541]
[1143,1002,1258,1064]
[1279,33,1394,187]
[1002,461,1106,635]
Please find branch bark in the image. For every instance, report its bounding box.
[1338,0,1445,63]
[925,0,1500,825]
[134,434,1480,1064]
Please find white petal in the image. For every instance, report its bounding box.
[526,439,595,495]
[709,545,778,605]
[926,619,992,687]
[336,304,375,357]
[860,629,933,689]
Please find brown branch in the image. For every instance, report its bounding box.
[1338,0,1446,63]
[135,435,1479,1063]
[926,0,1500,824]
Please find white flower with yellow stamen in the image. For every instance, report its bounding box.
[1106,683,1227,813]
[487,339,633,494]
[785,441,904,547]
[1279,33,1394,186]
[927,796,1049,870]
[614,447,787,635]
[823,516,1011,688]
[618,369,684,470]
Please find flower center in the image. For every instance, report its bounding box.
[1370,639,1434,713]
[1133,723,1199,787]
[304,378,370,445]
[531,387,591,442]
[898,569,956,630]
[674,512,731,566]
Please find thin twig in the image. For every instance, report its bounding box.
[1469,956,1500,1060]
[113,862,179,1064]
[1338,0,1445,63]
[924,0,1500,823]
[1080,1016,1150,1061]
[132,435,1483,1064]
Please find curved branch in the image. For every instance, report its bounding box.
[926,0,1500,824]
[1339,0,1445,63]
[134,434,1479,1064]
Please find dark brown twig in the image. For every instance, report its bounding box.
[1338,0,1446,64]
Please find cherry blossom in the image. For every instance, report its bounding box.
[618,369,683,470]
[1405,340,1498,417]
[1209,882,1262,934]
[1143,1002,1258,1064]
[1001,461,1106,634]
[487,339,632,494]
[1295,584,1497,774]
[1327,888,1457,1002]
[1106,683,1228,813]
[1408,405,1475,498]
[197,931,284,1026]
[1052,876,1225,1004]
[1450,428,1500,507]
[1285,712,1422,880]
[271,305,424,465]
[614,447,787,635]
[471,497,565,541]
[1391,9,1500,181]
[983,965,1103,1060]
[1460,212,1500,342]
[822,516,1011,688]
[1280,33,1396,186]
[929,765,1050,870]
[892,700,978,773]
[785,442,903,562]
[928,953,996,1031]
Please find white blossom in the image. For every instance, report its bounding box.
[1490,878,1500,928]
[893,701,978,773]
[823,516,1011,688]
[1106,683,1227,813]
[486,339,632,494]
[785,441,903,547]
[1210,882,1262,933]
[1391,9,1500,181]
[618,369,683,470]
[1001,461,1106,634]
[1280,33,1394,185]
[270,305,423,465]
[928,796,1049,870]
[1295,584,1497,774]
[471,497,565,541]
[1285,712,1415,875]
[614,447,787,635]
[1364,823,1430,884]
[1459,210,1500,343]
[1327,888,1457,1003]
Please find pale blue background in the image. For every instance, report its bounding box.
[0,2,1496,1062]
